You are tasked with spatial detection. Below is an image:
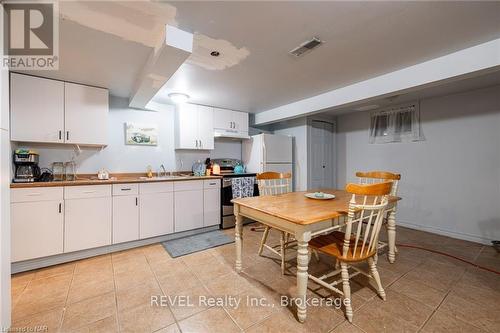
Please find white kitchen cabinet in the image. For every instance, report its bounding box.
[175,103,214,150]
[139,183,174,239]
[11,187,64,262]
[213,107,249,138]
[113,183,139,244]
[64,82,108,146]
[10,73,65,143]
[203,179,220,227]
[198,105,214,149]
[174,180,204,232]
[10,73,108,146]
[64,185,112,252]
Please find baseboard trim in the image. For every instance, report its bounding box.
[12,225,219,274]
[397,221,493,245]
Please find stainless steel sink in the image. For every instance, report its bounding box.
[139,175,188,180]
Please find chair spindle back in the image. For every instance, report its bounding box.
[342,182,392,260]
[356,171,401,196]
[256,172,292,196]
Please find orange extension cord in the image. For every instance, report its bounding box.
[396,243,500,276]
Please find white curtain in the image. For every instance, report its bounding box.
[369,103,423,144]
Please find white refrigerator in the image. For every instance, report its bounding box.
[242,133,293,176]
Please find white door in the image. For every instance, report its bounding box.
[213,107,233,130]
[11,200,63,262]
[264,134,292,163]
[64,82,108,145]
[232,111,249,133]
[10,73,64,143]
[64,197,112,252]
[203,188,220,227]
[175,103,198,149]
[310,120,334,189]
[113,195,139,244]
[174,190,204,232]
[197,105,214,150]
[139,192,174,238]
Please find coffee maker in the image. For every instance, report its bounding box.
[13,149,41,183]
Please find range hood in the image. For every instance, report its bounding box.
[214,129,250,140]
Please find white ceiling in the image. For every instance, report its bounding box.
[25,1,500,113]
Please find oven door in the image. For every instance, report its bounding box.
[221,177,259,228]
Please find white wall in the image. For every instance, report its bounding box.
[336,85,500,244]
[0,3,11,328]
[273,118,308,191]
[16,96,242,174]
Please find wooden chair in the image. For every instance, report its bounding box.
[256,172,293,274]
[356,171,401,262]
[308,182,392,323]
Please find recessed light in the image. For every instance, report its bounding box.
[210,51,220,57]
[168,93,190,104]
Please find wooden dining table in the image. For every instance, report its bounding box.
[231,188,401,323]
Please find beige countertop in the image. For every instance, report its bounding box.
[10,173,222,188]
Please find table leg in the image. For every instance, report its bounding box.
[295,230,311,323]
[235,208,243,273]
[387,208,396,264]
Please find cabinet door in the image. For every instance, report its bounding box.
[65,197,112,252]
[65,82,108,145]
[10,73,64,143]
[197,105,214,150]
[113,195,139,244]
[233,111,249,133]
[175,103,198,149]
[213,107,233,130]
[174,190,204,232]
[203,188,220,227]
[140,192,174,238]
[11,200,64,262]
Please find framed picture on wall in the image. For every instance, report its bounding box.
[125,122,158,146]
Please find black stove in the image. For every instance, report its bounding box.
[211,159,258,228]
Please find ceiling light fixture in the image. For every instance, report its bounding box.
[168,92,190,104]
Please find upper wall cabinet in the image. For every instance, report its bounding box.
[10,73,65,143]
[10,73,109,146]
[175,103,214,150]
[213,107,249,139]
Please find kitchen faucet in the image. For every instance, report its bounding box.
[158,164,167,177]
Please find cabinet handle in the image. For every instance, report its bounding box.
[66,131,69,141]
[83,190,96,194]
[209,182,217,185]
[195,140,198,148]
[59,130,62,140]
[135,197,138,206]
[121,188,131,191]
[27,192,41,196]
[58,203,62,213]
[200,140,202,148]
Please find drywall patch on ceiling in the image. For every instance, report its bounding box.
[187,33,250,71]
[59,1,177,47]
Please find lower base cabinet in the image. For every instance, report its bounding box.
[140,192,174,238]
[204,187,220,227]
[11,200,64,262]
[64,197,112,252]
[175,190,204,232]
[113,195,139,244]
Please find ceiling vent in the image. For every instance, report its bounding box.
[289,37,322,57]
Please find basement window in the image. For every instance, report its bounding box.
[369,102,423,143]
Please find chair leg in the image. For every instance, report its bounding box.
[258,226,270,256]
[280,231,286,275]
[340,262,353,323]
[313,249,320,262]
[373,252,378,265]
[368,257,386,301]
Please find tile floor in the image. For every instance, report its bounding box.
[10,225,500,333]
